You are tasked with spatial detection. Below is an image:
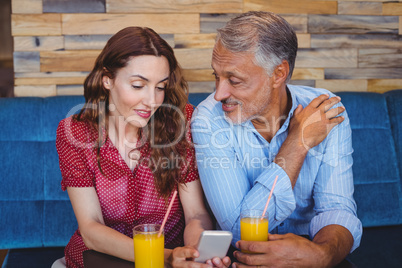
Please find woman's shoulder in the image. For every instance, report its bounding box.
[184,103,194,120]
[57,116,98,144]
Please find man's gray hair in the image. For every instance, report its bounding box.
[216,11,298,83]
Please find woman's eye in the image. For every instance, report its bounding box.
[132,85,143,89]
[157,86,166,91]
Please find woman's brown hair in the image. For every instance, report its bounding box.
[75,27,189,199]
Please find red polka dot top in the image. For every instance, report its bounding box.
[56,104,199,268]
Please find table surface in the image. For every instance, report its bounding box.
[83,249,358,268]
[83,250,134,268]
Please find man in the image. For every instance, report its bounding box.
[191,11,362,267]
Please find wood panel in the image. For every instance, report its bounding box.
[243,0,337,15]
[174,48,213,69]
[107,0,242,13]
[338,1,382,15]
[367,79,402,93]
[183,69,214,82]
[0,0,13,61]
[400,16,402,35]
[15,76,86,86]
[325,68,402,79]
[62,14,199,35]
[308,15,398,34]
[295,48,357,68]
[57,85,84,96]
[200,13,308,34]
[43,0,105,13]
[64,35,112,50]
[283,15,308,33]
[316,79,368,92]
[11,0,42,14]
[337,0,395,2]
[188,81,215,93]
[292,68,324,80]
[200,13,238,34]
[14,71,89,78]
[64,34,174,50]
[311,34,402,49]
[13,51,40,72]
[175,33,217,49]
[40,50,100,72]
[8,0,402,96]
[14,36,64,51]
[297,34,310,48]
[382,2,402,16]
[14,85,57,97]
[12,14,62,36]
[359,49,402,68]
[289,80,315,87]
[40,49,214,72]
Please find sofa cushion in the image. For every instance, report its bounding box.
[188,93,210,107]
[385,89,402,220]
[348,225,402,267]
[0,201,44,249]
[2,247,65,268]
[338,92,402,226]
[0,97,44,141]
[0,96,83,249]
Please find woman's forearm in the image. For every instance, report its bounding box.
[80,221,135,262]
[183,213,214,247]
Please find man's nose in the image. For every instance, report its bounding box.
[214,80,231,102]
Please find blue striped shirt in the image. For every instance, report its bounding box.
[191,85,362,252]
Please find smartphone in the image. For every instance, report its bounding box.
[194,230,233,263]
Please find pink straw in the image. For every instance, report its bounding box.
[158,190,177,237]
[261,175,278,220]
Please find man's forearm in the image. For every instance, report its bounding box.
[274,135,308,188]
[313,225,354,267]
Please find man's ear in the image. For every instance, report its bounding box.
[102,75,112,90]
[272,60,289,88]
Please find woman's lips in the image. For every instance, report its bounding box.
[135,109,151,118]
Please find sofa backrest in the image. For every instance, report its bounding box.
[1,91,402,250]
[338,91,402,227]
[385,90,402,221]
[0,94,209,250]
[0,96,84,249]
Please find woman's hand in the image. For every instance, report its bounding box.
[166,246,231,268]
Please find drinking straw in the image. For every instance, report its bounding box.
[261,175,278,220]
[158,190,178,237]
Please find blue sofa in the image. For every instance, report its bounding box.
[1,91,401,267]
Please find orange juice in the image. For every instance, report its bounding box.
[133,224,164,268]
[240,217,269,242]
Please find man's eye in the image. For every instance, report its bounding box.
[229,79,240,85]
[212,72,219,80]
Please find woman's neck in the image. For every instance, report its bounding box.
[108,116,141,171]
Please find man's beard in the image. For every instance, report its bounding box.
[222,98,271,125]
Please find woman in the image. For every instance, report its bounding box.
[55,27,230,268]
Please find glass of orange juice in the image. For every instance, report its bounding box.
[240,209,269,253]
[133,224,164,268]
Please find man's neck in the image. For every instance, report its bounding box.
[252,86,292,142]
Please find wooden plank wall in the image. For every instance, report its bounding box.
[0,0,13,62]
[11,0,402,96]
